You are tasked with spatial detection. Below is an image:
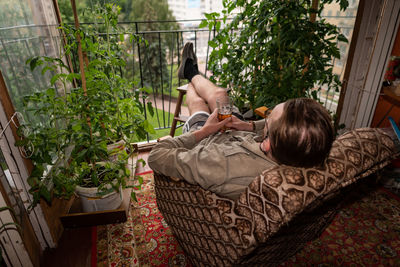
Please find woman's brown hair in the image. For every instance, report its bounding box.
[268,98,334,168]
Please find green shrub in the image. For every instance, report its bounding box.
[201,0,349,110]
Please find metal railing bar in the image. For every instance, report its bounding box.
[213,23,216,39]
[91,28,216,35]
[177,32,181,87]
[205,29,211,78]
[142,39,161,128]
[134,22,149,142]
[180,32,184,62]
[167,34,175,126]
[195,31,197,54]
[135,23,144,89]
[85,18,236,25]
[158,32,166,128]
[131,42,135,76]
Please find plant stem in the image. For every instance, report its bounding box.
[70,0,94,171]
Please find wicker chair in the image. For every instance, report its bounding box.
[153,128,398,266]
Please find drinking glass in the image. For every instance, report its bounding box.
[216,96,232,130]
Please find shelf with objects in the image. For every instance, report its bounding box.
[371,82,400,128]
[371,34,400,128]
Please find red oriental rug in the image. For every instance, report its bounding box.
[95,171,191,267]
[94,172,400,266]
[281,183,400,266]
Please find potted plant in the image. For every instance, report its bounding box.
[16,4,153,211]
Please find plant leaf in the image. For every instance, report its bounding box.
[131,192,138,202]
[208,40,218,48]
[147,102,154,117]
[199,20,208,28]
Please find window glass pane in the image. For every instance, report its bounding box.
[0,0,60,122]
[320,0,359,113]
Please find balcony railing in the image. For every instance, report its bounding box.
[0,17,356,142]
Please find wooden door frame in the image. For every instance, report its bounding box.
[0,71,41,265]
[338,0,400,129]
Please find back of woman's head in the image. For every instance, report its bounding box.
[269,98,334,168]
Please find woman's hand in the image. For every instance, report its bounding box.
[194,109,231,141]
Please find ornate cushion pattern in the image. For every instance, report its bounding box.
[153,128,397,266]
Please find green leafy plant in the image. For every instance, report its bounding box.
[201,0,349,110]
[17,4,154,208]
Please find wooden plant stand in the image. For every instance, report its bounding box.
[60,154,138,228]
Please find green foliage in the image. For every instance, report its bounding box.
[58,0,179,92]
[19,4,150,209]
[58,0,113,24]
[201,0,349,110]
[145,107,182,140]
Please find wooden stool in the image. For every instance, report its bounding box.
[170,84,189,137]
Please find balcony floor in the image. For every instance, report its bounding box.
[41,148,400,267]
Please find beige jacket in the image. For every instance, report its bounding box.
[148,120,276,200]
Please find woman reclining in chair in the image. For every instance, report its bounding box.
[148,42,334,200]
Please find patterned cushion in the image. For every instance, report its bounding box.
[153,128,397,266]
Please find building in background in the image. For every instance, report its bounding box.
[167,0,188,21]
[167,0,224,22]
[166,0,225,69]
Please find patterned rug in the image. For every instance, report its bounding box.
[95,172,400,266]
[382,167,400,198]
[281,182,400,266]
[95,171,191,267]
